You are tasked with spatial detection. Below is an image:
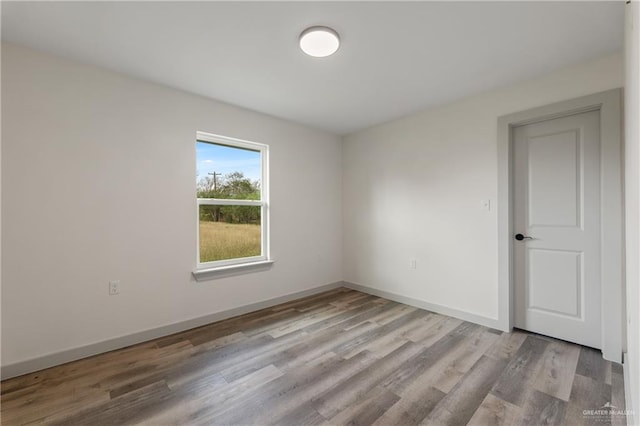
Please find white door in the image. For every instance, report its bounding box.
[513,110,601,348]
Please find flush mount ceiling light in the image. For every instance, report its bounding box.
[299,26,340,58]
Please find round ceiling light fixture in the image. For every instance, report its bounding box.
[299,26,340,58]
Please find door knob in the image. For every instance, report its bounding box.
[515,233,533,241]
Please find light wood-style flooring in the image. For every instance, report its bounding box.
[1,288,627,425]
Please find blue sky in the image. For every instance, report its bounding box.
[196,142,261,183]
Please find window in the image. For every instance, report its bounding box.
[196,132,269,270]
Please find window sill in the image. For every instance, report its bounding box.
[192,260,274,281]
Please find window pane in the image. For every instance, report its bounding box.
[196,142,261,200]
[199,205,261,263]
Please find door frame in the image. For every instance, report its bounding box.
[497,89,623,362]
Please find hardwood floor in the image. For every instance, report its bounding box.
[1,288,627,425]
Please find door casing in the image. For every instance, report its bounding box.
[497,89,623,362]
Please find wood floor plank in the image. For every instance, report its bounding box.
[49,380,172,426]
[105,332,273,396]
[401,312,444,341]
[213,351,378,425]
[612,361,623,375]
[110,368,187,400]
[335,292,387,310]
[300,298,388,334]
[467,393,521,426]
[326,385,400,426]
[519,389,567,426]
[342,303,402,332]
[375,332,476,423]
[576,346,611,383]
[611,364,627,426]
[490,335,549,407]
[337,309,429,359]
[380,325,484,399]
[3,344,159,402]
[184,308,291,344]
[326,290,371,308]
[0,288,628,425]
[276,321,379,370]
[197,329,304,376]
[216,333,308,382]
[565,374,613,426]
[373,385,445,426]
[431,328,500,393]
[382,322,479,396]
[367,303,418,325]
[484,329,528,361]
[406,315,463,346]
[421,355,508,426]
[271,402,327,426]
[267,305,342,338]
[235,309,310,338]
[331,310,427,358]
[313,341,427,419]
[158,364,287,425]
[1,387,111,425]
[532,339,581,401]
[270,288,352,312]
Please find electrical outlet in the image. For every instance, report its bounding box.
[109,280,120,296]
[409,258,417,269]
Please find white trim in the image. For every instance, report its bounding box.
[497,89,624,361]
[344,281,502,330]
[261,142,270,261]
[198,199,262,206]
[197,254,267,270]
[0,281,344,380]
[192,259,275,281]
[196,132,270,271]
[196,131,269,152]
[623,352,637,426]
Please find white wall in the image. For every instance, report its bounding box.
[0,40,630,383]
[343,52,623,327]
[0,4,3,372]
[1,43,343,370]
[625,2,640,424]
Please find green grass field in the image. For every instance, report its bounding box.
[199,221,261,263]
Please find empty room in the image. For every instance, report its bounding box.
[1,1,639,425]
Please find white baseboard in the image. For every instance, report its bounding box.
[623,352,638,426]
[1,281,343,380]
[344,281,503,330]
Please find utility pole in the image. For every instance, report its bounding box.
[208,171,221,192]
[208,171,222,222]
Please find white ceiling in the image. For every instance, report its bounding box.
[1,1,624,135]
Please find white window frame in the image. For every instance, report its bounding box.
[196,131,269,271]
